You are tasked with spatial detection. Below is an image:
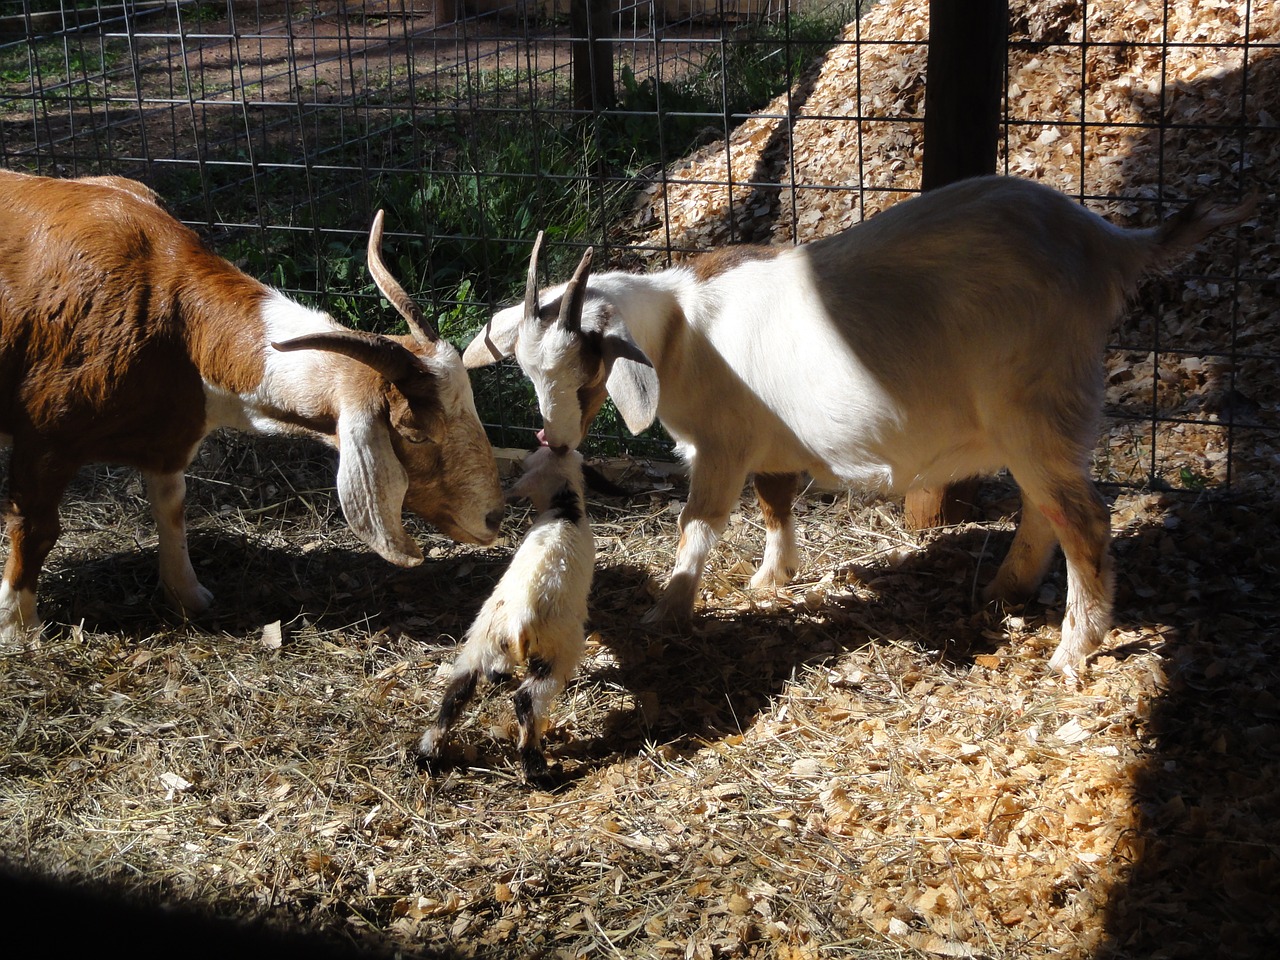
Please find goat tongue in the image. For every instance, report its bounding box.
[535,429,570,454]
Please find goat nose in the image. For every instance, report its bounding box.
[485,507,505,532]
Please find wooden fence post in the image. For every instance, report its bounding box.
[906,0,1009,529]
[572,0,615,112]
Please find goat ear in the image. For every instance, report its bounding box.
[606,358,660,434]
[390,392,445,444]
[506,467,536,502]
[603,331,653,369]
[602,326,659,433]
[462,314,519,367]
[336,407,425,567]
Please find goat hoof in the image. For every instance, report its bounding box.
[983,584,1032,608]
[164,582,214,616]
[0,616,43,653]
[1048,645,1085,683]
[416,744,464,777]
[748,566,797,591]
[641,599,693,628]
[415,728,448,773]
[521,747,548,775]
[522,759,565,791]
[521,747,562,787]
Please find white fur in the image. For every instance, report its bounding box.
[0,582,38,649]
[419,447,595,780]
[466,175,1254,677]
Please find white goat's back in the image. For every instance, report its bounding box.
[496,448,594,640]
[670,178,1155,491]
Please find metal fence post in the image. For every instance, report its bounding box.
[906,0,1009,529]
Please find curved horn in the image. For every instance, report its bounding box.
[367,209,439,345]
[557,246,594,334]
[523,230,545,325]
[273,330,420,385]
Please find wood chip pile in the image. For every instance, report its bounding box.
[618,0,1278,494]
[1,2,1278,959]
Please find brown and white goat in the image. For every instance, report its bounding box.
[463,175,1255,678]
[0,170,505,643]
[418,445,595,782]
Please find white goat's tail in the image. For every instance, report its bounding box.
[1150,192,1257,264]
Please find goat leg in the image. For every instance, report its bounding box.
[146,470,214,616]
[417,668,479,763]
[1016,474,1114,679]
[750,472,801,590]
[984,487,1059,605]
[512,654,570,784]
[1,455,72,645]
[644,461,746,623]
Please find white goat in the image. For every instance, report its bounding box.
[418,445,595,781]
[463,175,1255,678]
[0,170,505,643]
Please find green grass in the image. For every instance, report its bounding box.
[0,37,121,99]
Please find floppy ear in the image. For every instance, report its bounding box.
[506,467,537,503]
[336,406,424,567]
[602,328,659,434]
[462,311,520,367]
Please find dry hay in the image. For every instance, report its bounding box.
[2,430,1278,958]
[3,1,1280,958]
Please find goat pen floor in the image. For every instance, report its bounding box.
[1,433,1277,960]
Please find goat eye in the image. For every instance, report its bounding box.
[399,428,435,445]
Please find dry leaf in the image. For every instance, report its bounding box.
[261,620,284,650]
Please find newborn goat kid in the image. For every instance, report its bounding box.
[418,445,594,781]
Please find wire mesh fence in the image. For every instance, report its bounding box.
[1,0,1275,490]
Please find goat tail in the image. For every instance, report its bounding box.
[1149,192,1257,262]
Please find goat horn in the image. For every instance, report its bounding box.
[557,246,594,334]
[523,230,545,325]
[272,330,420,386]
[367,209,439,345]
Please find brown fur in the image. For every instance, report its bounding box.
[1,170,267,432]
[0,171,272,597]
[754,473,799,537]
[690,244,782,282]
[653,302,689,381]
